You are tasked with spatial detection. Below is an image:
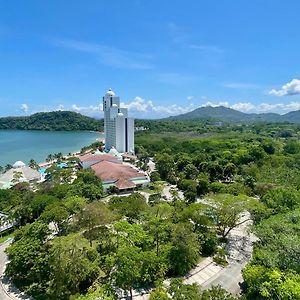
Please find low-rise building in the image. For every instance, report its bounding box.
[79,152,149,192]
[0,161,42,189]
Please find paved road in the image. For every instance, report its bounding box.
[201,262,245,295]
[0,239,14,300]
[201,212,257,296]
[0,239,32,300]
[185,258,223,286]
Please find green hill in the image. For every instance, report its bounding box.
[167,106,300,123]
[281,110,300,123]
[0,111,103,131]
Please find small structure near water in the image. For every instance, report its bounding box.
[0,161,42,189]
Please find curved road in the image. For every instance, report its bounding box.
[0,239,31,300]
[200,212,257,296]
[0,239,13,300]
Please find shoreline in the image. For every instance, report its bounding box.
[38,136,105,168]
[0,131,104,167]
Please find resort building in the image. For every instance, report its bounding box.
[79,152,149,192]
[0,161,42,189]
[103,88,134,153]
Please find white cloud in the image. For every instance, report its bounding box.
[56,104,65,111]
[231,102,255,111]
[68,97,300,118]
[283,101,300,111]
[20,103,29,113]
[202,101,229,108]
[19,96,300,119]
[197,99,300,114]
[269,79,300,96]
[187,96,194,101]
[71,104,103,113]
[153,103,195,115]
[121,97,153,113]
[121,96,195,116]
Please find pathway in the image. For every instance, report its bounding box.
[200,212,257,296]
[128,212,255,299]
[185,258,223,286]
[0,239,32,300]
[161,184,184,201]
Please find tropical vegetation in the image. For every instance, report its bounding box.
[1,119,300,299]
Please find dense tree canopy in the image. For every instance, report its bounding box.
[0,111,102,131]
[3,120,300,299]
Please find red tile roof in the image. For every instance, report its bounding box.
[91,160,147,190]
[115,178,136,189]
[80,153,119,163]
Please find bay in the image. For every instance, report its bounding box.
[0,130,103,166]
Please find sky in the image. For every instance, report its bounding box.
[1,0,300,118]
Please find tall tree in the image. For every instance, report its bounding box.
[168,278,201,300]
[48,234,100,299]
[112,245,142,299]
[169,223,200,275]
[6,221,50,297]
[208,194,258,239]
[77,202,113,246]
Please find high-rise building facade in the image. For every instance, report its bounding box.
[103,88,134,153]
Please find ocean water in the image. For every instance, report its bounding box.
[0,130,103,166]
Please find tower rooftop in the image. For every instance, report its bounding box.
[106,88,115,96]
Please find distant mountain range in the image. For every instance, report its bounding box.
[167,106,300,123]
[1,107,300,133]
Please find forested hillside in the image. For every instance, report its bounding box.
[167,105,300,123]
[0,111,103,131]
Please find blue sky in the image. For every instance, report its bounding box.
[1,0,300,118]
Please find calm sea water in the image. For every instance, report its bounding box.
[0,130,103,166]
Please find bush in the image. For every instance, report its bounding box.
[209,182,251,196]
[150,171,161,182]
[199,232,218,256]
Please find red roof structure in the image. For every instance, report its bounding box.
[91,160,148,190]
[80,153,119,163]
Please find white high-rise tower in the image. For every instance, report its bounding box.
[103,88,134,153]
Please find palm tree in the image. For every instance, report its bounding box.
[5,164,12,171]
[29,159,39,170]
[46,154,54,162]
[55,152,64,163]
[12,171,23,183]
[53,152,63,160]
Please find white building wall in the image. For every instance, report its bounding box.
[127,117,135,153]
[105,119,116,150]
[115,116,126,152]
[102,89,134,153]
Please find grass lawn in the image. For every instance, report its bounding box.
[140,181,165,194]
[0,232,14,244]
